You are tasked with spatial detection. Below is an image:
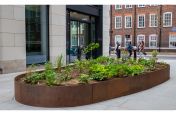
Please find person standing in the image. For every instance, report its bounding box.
[115,41,121,58]
[127,42,133,58]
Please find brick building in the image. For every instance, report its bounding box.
[110,5,176,52]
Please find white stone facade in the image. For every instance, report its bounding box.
[0,5,110,74]
[103,5,110,56]
[0,5,26,73]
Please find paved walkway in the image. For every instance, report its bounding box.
[0,58,176,110]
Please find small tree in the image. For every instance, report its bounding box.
[83,42,100,59]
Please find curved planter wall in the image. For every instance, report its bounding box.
[15,65,170,107]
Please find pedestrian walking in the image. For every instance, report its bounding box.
[127,42,133,58]
[139,41,146,58]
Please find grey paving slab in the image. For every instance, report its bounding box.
[0,58,176,110]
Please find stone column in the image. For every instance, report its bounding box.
[49,5,66,65]
[0,5,26,73]
[102,5,110,56]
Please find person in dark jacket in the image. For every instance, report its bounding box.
[115,41,121,58]
[127,42,133,58]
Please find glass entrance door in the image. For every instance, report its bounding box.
[69,21,89,62]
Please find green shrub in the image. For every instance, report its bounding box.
[126,65,144,76]
[25,72,44,84]
[60,66,72,81]
[90,73,108,81]
[78,74,90,84]
[83,42,99,54]
[44,62,57,86]
[152,50,158,58]
[74,59,90,73]
[89,64,109,81]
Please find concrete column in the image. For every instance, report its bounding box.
[0,5,26,73]
[49,5,66,65]
[102,5,110,56]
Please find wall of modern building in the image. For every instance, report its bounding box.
[0,5,110,74]
[49,6,66,65]
[103,5,111,56]
[0,5,26,73]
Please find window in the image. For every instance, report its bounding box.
[26,5,49,64]
[163,12,172,27]
[138,14,145,28]
[125,16,132,28]
[115,5,122,10]
[150,14,158,27]
[125,35,132,47]
[115,35,122,47]
[137,35,145,46]
[138,5,145,7]
[169,34,176,48]
[149,34,157,48]
[125,5,132,9]
[115,16,122,29]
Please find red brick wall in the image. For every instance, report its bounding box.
[110,5,176,52]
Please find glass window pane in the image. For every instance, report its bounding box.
[26,5,49,64]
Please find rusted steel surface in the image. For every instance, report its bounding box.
[15,64,170,107]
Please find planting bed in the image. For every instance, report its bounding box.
[15,64,170,107]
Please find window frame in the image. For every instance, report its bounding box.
[149,14,158,27]
[125,5,132,9]
[115,35,122,48]
[137,34,145,46]
[125,15,132,28]
[138,14,145,28]
[163,12,172,27]
[149,34,158,48]
[115,16,122,29]
[169,34,176,48]
[124,35,132,47]
[138,5,145,7]
[115,5,122,10]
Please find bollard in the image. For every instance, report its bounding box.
[133,46,137,60]
[118,49,121,58]
[0,68,2,74]
[116,46,121,58]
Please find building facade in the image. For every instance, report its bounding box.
[110,5,176,52]
[0,5,110,74]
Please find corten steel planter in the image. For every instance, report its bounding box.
[15,64,170,107]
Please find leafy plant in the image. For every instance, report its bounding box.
[56,55,63,73]
[126,65,144,76]
[152,50,158,58]
[83,42,99,54]
[44,62,57,86]
[78,74,90,84]
[74,59,90,73]
[25,72,44,84]
[90,73,108,81]
[60,66,72,81]
[89,64,109,81]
